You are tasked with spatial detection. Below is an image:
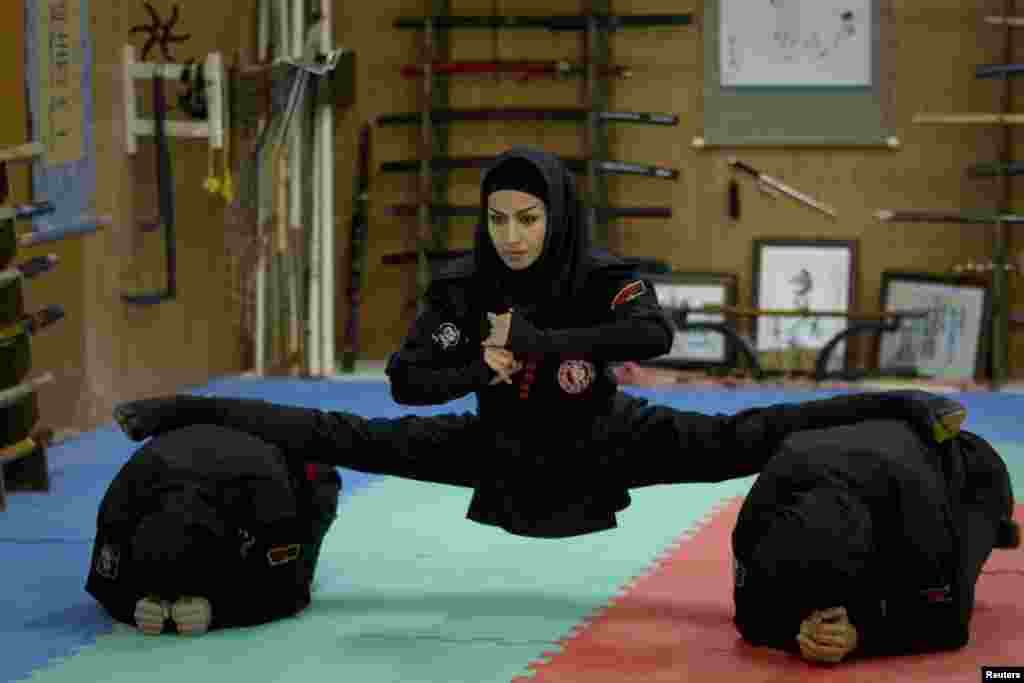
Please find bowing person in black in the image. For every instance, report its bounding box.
[113,146,968,540]
[732,421,1019,663]
[86,425,341,635]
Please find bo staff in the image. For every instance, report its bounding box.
[386,203,671,219]
[876,209,1024,224]
[977,63,1024,78]
[0,305,65,341]
[381,156,679,179]
[985,15,1024,27]
[727,158,837,218]
[913,113,1024,125]
[0,255,59,286]
[692,304,930,321]
[400,60,631,80]
[377,108,678,126]
[394,13,693,31]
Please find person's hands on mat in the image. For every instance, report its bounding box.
[135,596,171,636]
[796,607,859,664]
[171,596,213,636]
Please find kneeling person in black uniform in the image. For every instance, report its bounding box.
[732,421,1019,663]
[86,424,341,635]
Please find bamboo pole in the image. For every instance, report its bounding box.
[913,113,1024,125]
[985,15,1024,27]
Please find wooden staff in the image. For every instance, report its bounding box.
[876,209,1024,224]
[913,113,1024,125]
[985,15,1024,27]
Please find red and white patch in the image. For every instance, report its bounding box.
[557,359,596,394]
[610,280,647,309]
[267,544,302,567]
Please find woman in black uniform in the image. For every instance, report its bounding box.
[86,424,341,635]
[113,146,966,540]
[732,422,1019,664]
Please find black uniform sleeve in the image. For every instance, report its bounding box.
[661,391,964,483]
[504,273,673,361]
[385,280,494,405]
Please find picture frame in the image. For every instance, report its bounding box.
[645,272,738,369]
[752,239,857,374]
[877,271,990,381]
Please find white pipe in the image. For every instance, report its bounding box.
[255,0,270,373]
[308,84,323,376]
[318,0,335,376]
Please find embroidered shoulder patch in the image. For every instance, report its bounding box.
[611,280,647,309]
[267,544,302,567]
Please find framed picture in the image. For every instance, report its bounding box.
[752,239,857,373]
[646,272,738,369]
[877,271,990,381]
[720,0,872,88]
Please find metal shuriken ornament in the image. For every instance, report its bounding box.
[130,2,191,62]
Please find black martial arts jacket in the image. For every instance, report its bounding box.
[732,421,1015,658]
[382,251,965,538]
[86,425,340,630]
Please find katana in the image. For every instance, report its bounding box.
[381,156,679,179]
[977,63,1024,78]
[382,249,468,266]
[968,160,1024,177]
[377,108,678,126]
[400,61,631,80]
[876,209,1024,224]
[394,13,693,31]
[385,204,671,219]
[728,159,837,218]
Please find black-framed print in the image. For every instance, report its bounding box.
[752,238,858,374]
[646,271,738,369]
[878,271,990,381]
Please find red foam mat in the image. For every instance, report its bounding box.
[515,500,1024,683]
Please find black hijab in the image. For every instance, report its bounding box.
[474,146,592,318]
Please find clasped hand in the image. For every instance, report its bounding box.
[484,347,522,385]
[796,606,859,664]
[481,310,520,385]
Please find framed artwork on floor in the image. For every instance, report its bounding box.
[646,272,738,370]
[752,239,857,374]
[877,271,989,381]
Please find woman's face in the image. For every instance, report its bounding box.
[487,190,547,270]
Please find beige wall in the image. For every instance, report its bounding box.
[4,0,1024,436]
